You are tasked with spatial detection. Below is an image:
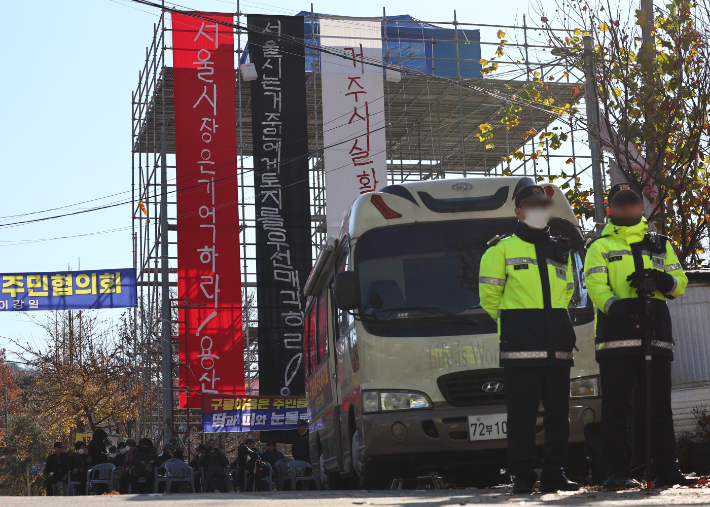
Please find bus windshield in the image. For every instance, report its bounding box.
[355,218,589,337]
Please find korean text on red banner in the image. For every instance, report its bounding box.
[172,12,244,406]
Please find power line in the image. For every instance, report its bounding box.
[0,226,132,247]
[0,3,581,231]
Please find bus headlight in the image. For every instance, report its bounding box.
[362,391,379,413]
[570,377,599,397]
[362,390,432,413]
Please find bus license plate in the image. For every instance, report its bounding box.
[468,414,507,441]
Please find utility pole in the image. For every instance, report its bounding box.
[159,1,173,444]
[4,386,8,429]
[583,35,606,236]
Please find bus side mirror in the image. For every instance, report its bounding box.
[335,271,361,310]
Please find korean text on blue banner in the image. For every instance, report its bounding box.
[202,394,309,432]
[0,268,137,311]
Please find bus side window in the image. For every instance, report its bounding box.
[336,245,353,337]
[317,284,329,363]
[335,244,360,373]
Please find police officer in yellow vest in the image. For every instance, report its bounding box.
[479,184,579,494]
[584,183,695,489]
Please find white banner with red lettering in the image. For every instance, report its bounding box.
[320,19,387,237]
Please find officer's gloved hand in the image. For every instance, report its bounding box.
[646,269,676,294]
[627,269,675,294]
[607,299,646,331]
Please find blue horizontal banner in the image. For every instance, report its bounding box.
[0,268,137,311]
[202,395,309,432]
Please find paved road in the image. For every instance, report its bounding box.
[4,488,710,506]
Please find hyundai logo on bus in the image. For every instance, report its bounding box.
[482,381,504,393]
[451,182,473,191]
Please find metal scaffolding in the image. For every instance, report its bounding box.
[131,8,594,445]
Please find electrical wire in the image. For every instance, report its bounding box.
[0,2,582,233]
[0,227,132,247]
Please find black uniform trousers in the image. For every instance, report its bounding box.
[505,366,571,481]
[598,355,680,479]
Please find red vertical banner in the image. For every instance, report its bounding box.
[172,12,243,407]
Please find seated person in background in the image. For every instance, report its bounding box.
[71,441,88,495]
[260,440,285,468]
[234,440,270,492]
[158,443,176,465]
[109,444,126,492]
[119,438,138,494]
[111,443,127,468]
[44,442,69,496]
[168,438,185,461]
[129,438,159,493]
[232,439,259,491]
[189,444,207,493]
[197,439,229,492]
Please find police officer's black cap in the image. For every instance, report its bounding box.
[267,440,277,446]
[608,182,642,205]
[297,419,308,427]
[108,446,117,453]
[54,441,64,448]
[196,443,207,452]
[514,184,551,207]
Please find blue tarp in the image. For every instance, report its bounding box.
[242,13,481,78]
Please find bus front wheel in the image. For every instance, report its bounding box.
[351,433,387,489]
[320,453,349,490]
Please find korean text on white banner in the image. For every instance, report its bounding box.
[320,19,387,237]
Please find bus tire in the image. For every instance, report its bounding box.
[351,433,386,490]
[320,453,348,490]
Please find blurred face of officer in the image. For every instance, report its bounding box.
[246,441,256,449]
[208,439,217,450]
[54,445,63,456]
[514,198,553,229]
[267,443,276,453]
[608,193,643,222]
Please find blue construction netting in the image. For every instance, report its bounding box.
[241,13,482,78]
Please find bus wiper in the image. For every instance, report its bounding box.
[378,306,482,327]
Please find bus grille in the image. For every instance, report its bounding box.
[437,368,506,407]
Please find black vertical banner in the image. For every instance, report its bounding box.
[249,16,311,397]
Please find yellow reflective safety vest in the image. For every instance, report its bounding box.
[584,218,687,359]
[479,222,576,367]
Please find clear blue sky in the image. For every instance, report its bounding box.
[0,0,543,353]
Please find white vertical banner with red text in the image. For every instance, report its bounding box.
[172,12,244,408]
[320,19,387,237]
